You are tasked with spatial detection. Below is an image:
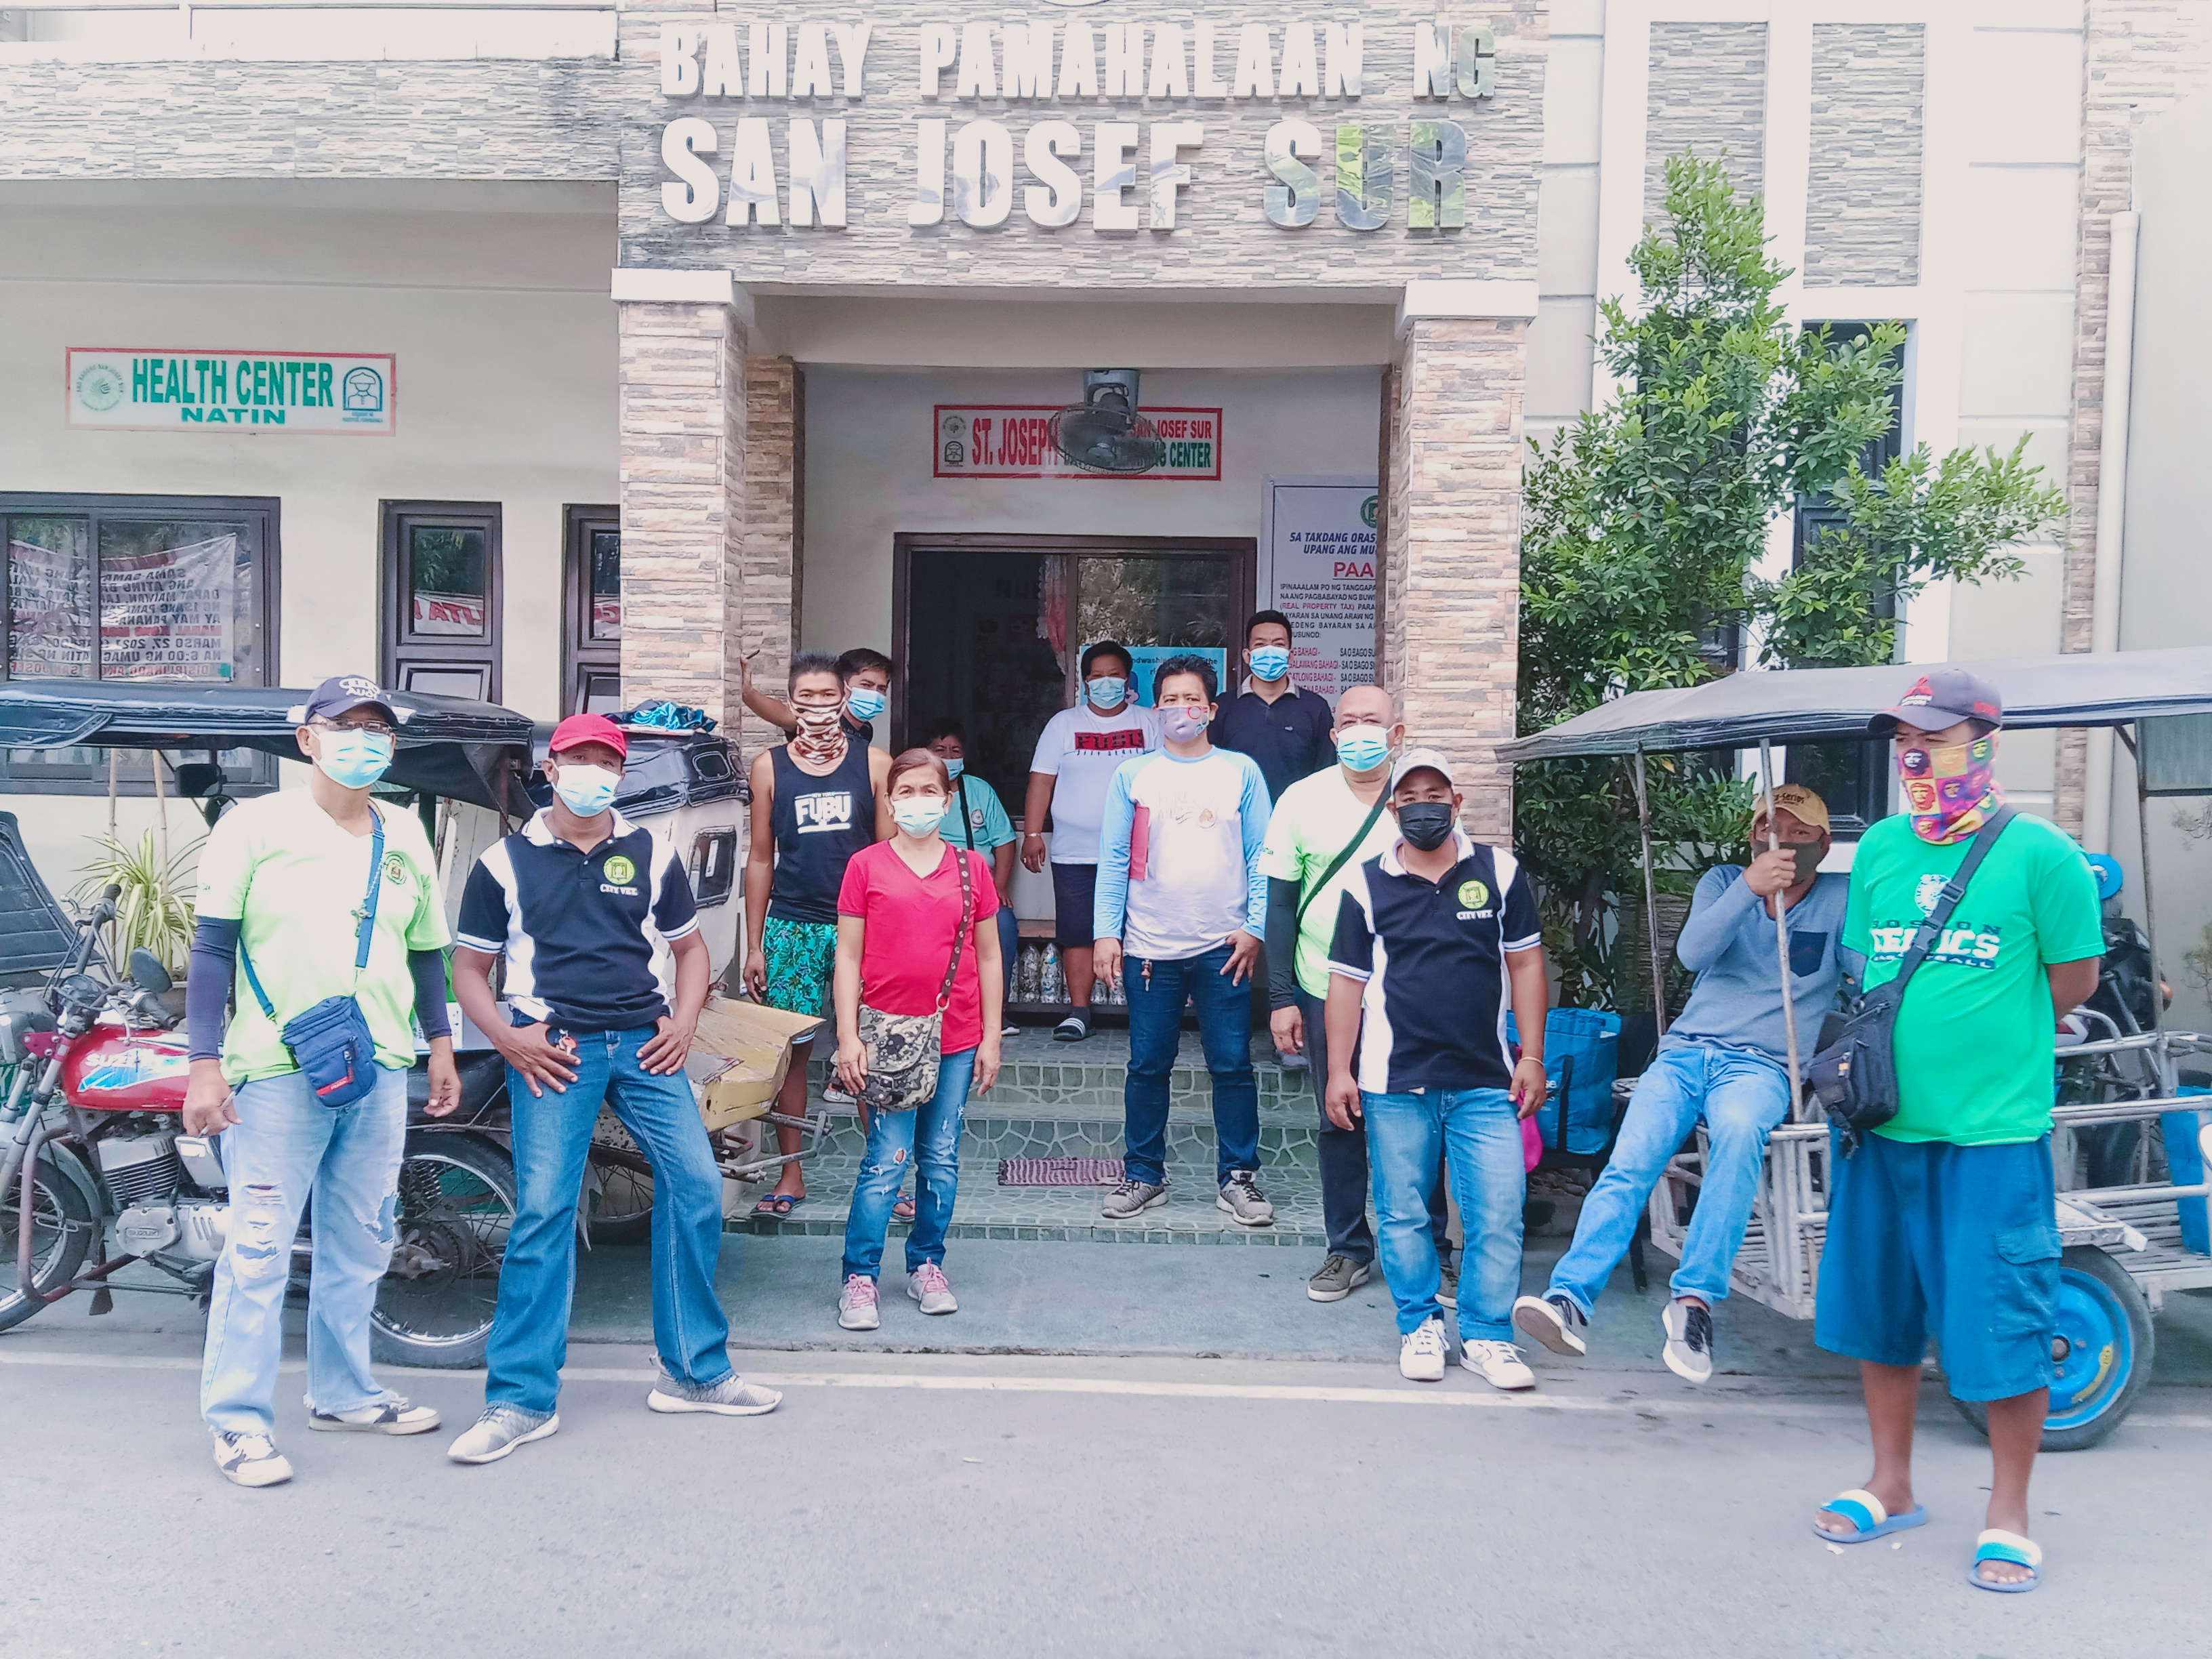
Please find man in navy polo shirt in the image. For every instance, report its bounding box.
[1324,748,1552,1391]
[446,714,780,1465]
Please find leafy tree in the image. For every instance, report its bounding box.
[1516,153,2066,1007]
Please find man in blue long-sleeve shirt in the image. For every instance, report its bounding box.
[1515,785,1860,1382]
[1090,654,1275,1228]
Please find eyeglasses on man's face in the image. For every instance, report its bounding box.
[312,717,396,740]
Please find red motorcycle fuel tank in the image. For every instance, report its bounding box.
[62,1017,192,1113]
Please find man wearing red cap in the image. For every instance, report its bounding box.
[446,714,780,1465]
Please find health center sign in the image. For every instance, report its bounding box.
[66,349,396,434]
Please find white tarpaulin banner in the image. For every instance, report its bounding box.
[99,534,239,680]
[1263,477,1378,703]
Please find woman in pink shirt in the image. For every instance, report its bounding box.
[830,750,1004,1330]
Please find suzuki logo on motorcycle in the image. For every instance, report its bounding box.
[79,1049,191,1091]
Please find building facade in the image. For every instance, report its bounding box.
[4,1,2210,1004]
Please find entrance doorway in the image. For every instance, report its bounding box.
[892,535,1256,815]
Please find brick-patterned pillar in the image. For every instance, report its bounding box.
[1379,305,1532,846]
[617,296,747,724]
[741,355,801,755]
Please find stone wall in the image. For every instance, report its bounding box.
[1802,22,1924,288]
[741,354,801,751]
[1643,20,1766,219]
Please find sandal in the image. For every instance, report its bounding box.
[1968,1529,2042,1593]
[893,1193,916,1221]
[1811,1488,1927,1544]
[752,1193,806,1218]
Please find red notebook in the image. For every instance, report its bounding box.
[1128,804,1151,881]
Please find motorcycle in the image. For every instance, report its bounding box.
[1,886,520,1368]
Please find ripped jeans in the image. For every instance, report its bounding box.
[201,1063,409,1437]
[840,1046,976,1282]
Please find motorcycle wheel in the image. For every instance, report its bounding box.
[587,1149,655,1246]
[370,1133,518,1370]
[0,1149,94,1331]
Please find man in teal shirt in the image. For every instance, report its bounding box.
[925,718,1019,1038]
[1810,669,2103,1593]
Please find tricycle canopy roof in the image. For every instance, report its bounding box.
[0,680,533,811]
[1497,646,2212,763]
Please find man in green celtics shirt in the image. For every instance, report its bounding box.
[1811,669,2103,1594]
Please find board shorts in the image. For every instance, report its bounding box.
[1050,861,1097,951]
[1813,1127,2061,1402]
[759,914,838,1018]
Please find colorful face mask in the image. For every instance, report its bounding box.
[1897,733,2001,844]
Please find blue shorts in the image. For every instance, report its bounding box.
[1813,1128,2061,1403]
[1050,861,1098,950]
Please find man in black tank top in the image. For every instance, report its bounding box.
[743,652,891,1214]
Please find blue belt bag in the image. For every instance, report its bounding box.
[239,811,387,1109]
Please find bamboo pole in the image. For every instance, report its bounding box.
[106,748,119,836]
[1631,751,1669,1034]
[152,749,170,878]
[1757,739,1804,1093]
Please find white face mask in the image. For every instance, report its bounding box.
[891,796,945,836]
[552,762,620,817]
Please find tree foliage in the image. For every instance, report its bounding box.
[1516,153,2066,1007]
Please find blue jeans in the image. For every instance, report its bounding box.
[997,906,1019,1006]
[487,1024,731,1415]
[1547,1040,1791,1315]
[201,1063,409,1436]
[841,1046,977,1280]
[1364,1086,1526,1340]
[1123,942,1259,1187]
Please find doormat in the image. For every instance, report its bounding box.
[998,1157,1125,1187]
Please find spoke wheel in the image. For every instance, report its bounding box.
[0,1151,94,1332]
[370,1134,518,1369]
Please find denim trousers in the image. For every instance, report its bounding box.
[1294,987,1448,1264]
[1124,942,1260,1187]
[486,1025,731,1415]
[201,1063,409,1437]
[1546,1040,1791,1315]
[841,1046,977,1281]
[996,905,1019,1005]
[1364,1086,1525,1340]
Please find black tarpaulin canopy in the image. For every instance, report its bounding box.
[0,681,533,812]
[1496,645,2212,762]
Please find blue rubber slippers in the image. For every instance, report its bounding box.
[1968,1529,2043,1593]
[1811,1488,1929,1544]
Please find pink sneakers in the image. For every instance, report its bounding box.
[907,1262,958,1315]
[836,1273,880,1330]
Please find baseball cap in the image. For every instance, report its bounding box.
[1388,746,1456,793]
[1870,667,2004,737]
[1754,783,1830,835]
[298,674,398,725]
[549,712,628,760]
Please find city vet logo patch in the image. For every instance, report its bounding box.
[1914,873,1948,916]
[383,852,409,884]
[603,854,637,886]
[1458,880,1490,910]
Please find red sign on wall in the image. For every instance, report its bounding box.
[934,405,1224,481]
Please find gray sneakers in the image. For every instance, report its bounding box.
[1216,1172,1274,1227]
[647,1357,783,1417]
[447,1405,560,1465]
[907,1261,958,1315]
[1101,1177,1168,1220]
[1513,1293,1589,1358]
[309,1396,441,1435]
[1661,1298,1716,1383]
[1307,1253,1373,1302]
[213,1431,293,1488]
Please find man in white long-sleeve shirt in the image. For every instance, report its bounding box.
[1091,655,1275,1227]
[1515,785,1858,1382]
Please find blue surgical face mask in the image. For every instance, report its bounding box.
[1086,676,1127,710]
[314,730,393,792]
[1248,647,1291,682]
[845,687,887,723]
[1334,726,1391,773]
[891,796,945,836]
[941,757,965,780]
[552,761,620,817]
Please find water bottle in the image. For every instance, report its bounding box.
[1019,944,1041,1002]
[1042,945,1064,1004]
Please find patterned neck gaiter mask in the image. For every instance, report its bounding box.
[791,704,849,767]
[1898,733,2003,845]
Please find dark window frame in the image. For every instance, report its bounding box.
[562,503,621,716]
[0,490,282,796]
[381,499,502,704]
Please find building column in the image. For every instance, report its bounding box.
[1378,283,1538,845]
[741,354,801,754]
[614,273,748,725]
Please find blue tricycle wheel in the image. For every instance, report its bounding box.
[1951,1246,2155,1452]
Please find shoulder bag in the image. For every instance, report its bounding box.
[1809,807,2014,1151]
[237,806,390,1109]
[824,845,974,1115]
[1294,788,1392,932]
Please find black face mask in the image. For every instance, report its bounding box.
[1759,841,1824,884]
[1396,802,1456,853]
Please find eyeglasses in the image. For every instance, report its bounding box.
[313,718,395,739]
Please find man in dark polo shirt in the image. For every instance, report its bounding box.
[1212,611,1335,804]
[446,714,780,1465]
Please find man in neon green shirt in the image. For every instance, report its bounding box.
[1811,668,2102,1592]
[1258,684,1450,1304]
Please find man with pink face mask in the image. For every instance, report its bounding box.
[1810,668,2103,1595]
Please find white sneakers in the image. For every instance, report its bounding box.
[1399,1319,1538,1391]
[1399,1317,1450,1381]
